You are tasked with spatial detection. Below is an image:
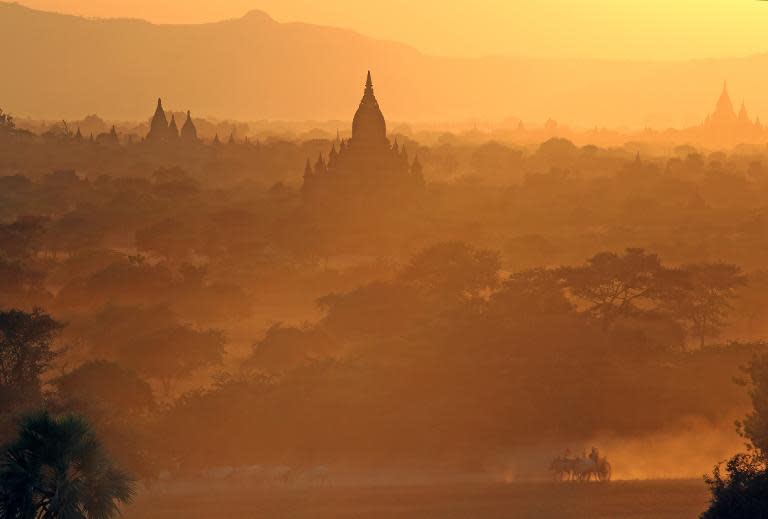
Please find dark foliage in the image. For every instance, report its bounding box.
[0,411,134,519]
[701,454,768,519]
[0,309,62,413]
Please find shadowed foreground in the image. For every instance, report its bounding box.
[126,480,708,519]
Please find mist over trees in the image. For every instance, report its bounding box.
[1,1,768,515]
[0,98,767,495]
[699,351,768,518]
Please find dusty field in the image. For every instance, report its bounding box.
[125,480,709,519]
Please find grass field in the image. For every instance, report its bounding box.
[126,480,710,519]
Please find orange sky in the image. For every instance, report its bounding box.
[12,0,768,60]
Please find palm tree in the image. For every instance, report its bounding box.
[0,411,135,519]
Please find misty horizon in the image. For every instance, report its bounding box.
[4,1,768,129]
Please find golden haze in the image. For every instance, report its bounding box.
[2,2,768,519]
[13,0,768,60]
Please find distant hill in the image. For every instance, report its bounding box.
[1,2,768,128]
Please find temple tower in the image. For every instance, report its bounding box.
[181,111,198,142]
[146,98,170,143]
[351,71,388,150]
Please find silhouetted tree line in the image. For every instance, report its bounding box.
[0,241,762,475]
[145,244,759,469]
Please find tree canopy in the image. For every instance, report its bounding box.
[0,411,134,519]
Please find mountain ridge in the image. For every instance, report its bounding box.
[1,1,767,128]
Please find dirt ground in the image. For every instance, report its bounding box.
[125,480,710,519]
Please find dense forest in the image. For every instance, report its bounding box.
[2,109,768,484]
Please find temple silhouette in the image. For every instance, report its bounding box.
[301,72,424,204]
[145,98,198,144]
[698,82,764,146]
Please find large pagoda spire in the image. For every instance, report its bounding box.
[361,70,378,106]
[351,70,386,147]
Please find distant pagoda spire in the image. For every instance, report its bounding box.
[738,101,750,122]
[181,110,198,142]
[301,158,315,197]
[147,97,170,143]
[712,81,736,123]
[168,114,179,139]
[153,98,166,120]
[314,153,327,175]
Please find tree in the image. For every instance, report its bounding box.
[737,353,768,457]
[535,137,579,165]
[483,268,588,358]
[48,209,106,256]
[54,361,154,417]
[0,411,134,519]
[52,362,156,482]
[151,167,200,198]
[0,309,62,413]
[244,323,336,373]
[668,263,746,348]
[0,256,47,308]
[489,268,573,318]
[55,262,176,310]
[700,352,768,518]
[398,242,501,301]
[701,453,768,519]
[118,326,226,396]
[470,141,523,178]
[0,217,48,260]
[0,217,50,309]
[558,248,676,328]
[41,120,74,141]
[135,219,198,260]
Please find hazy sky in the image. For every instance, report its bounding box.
[13,0,768,60]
